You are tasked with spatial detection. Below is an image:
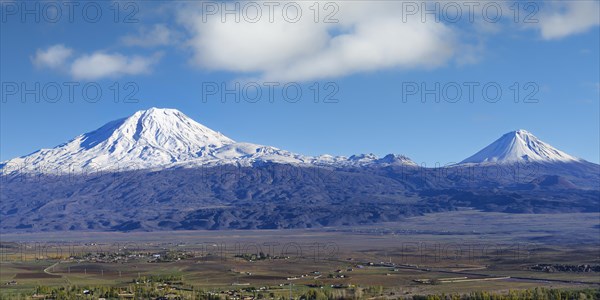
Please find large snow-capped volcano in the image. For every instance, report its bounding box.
[2,108,235,172]
[1,108,416,173]
[460,129,581,164]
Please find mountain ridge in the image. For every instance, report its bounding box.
[0,108,594,175]
[1,108,421,173]
[1,109,598,232]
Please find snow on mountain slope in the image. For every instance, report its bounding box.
[178,142,311,167]
[1,108,235,173]
[375,154,418,166]
[0,108,417,174]
[171,145,418,169]
[460,130,581,164]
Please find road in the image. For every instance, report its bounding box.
[43,261,61,276]
[329,258,600,286]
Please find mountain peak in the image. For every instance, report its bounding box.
[3,108,236,172]
[135,107,181,116]
[113,107,234,146]
[460,130,580,164]
[513,129,532,135]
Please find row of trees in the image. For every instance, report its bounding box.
[409,288,600,300]
[4,285,598,300]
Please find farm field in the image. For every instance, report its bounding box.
[1,211,599,299]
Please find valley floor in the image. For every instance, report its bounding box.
[1,211,599,299]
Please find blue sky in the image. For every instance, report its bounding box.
[1,0,599,164]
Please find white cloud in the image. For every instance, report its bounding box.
[31,44,162,80]
[70,52,162,80]
[177,1,458,81]
[536,1,600,40]
[31,44,73,69]
[121,24,176,47]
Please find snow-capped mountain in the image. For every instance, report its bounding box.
[460,129,581,164]
[1,108,236,173]
[0,108,416,174]
[2,109,589,175]
[2,114,599,232]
